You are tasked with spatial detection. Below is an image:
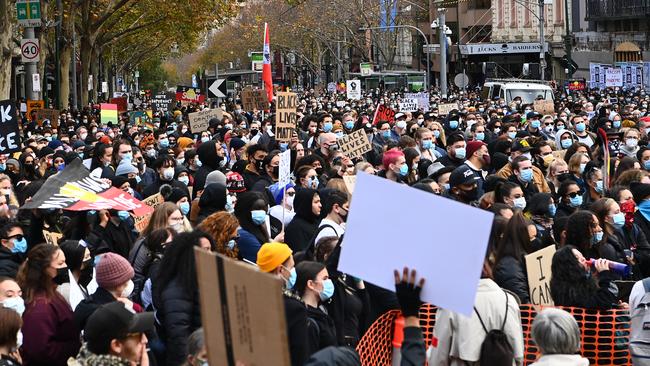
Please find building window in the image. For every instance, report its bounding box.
[469,0,491,9]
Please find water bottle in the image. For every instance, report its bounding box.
[586,258,631,277]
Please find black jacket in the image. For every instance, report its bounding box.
[306,305,338,355]
[551,271,618,310]
[437,154,464,169]
[73,287,116,330]
[285,189,320,252]
[618,223,650,278]
[193,141,225,199]
[555,202,578,219]
[494,256,530,303]
[153,277,201,366]
[142,176,189,199]
[0,247,22,278]
[196,183,227,224]
[87,217,136,259]
[507,174,539,202]
[285,294,309,366]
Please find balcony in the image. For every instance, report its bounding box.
[586,0,650,21]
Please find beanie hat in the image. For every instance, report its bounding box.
[96,252,134,289]
[226,171,246,193]
[256,242,292,273]
[177,137,194,150]
[115,159,139,176]
[48,139,64,150]
[466,140,486,159]
[205,170,227,188]
[631,182,650,204]
[268,182,295,206]
[230,137,246,151]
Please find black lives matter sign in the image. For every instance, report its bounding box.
[275,92,297,142]
[0,100,21,154]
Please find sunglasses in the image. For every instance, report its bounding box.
[7,234,24,241]
[567,192,580,198]
[286,191,296,197]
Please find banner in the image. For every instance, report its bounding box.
[241,88,267,111]
[525,245,556,307]
[566,79,586,92]
[100,103,119,125]
[373,104,395,124]
[0,100,21,154]
[589,62,611,89]
[338,129,372,159]
[533,100,555,115]
[189,109,223,133]
[133,194,164,232]
[275,92,297,142]
[176,86,205,104]
[605,68,623,87]
[21,159,153,216]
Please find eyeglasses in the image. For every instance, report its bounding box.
[567,192,580,198]
[6,234,23,241]
[286,191,296,197]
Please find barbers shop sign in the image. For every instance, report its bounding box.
[460,42,548,55]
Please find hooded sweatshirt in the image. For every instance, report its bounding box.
[197,183,227,224]
[285,188,320,252]
[194,141,225,198]
[554,129,577,151]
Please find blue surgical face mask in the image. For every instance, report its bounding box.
[178,176,189,186]
[548,204,557,217]
[561,139,572,149]
[2,297,25,316]
[10,237,27,254]
[344,121,354,130]
[454,147,466,160]
[0,163,6,172]
[225,195,234,213]
[475,132,485,141]
[576,122,586,132]
[531,120,541,129]
[251,210,267,225]
[382,130,391,139]
[613,120,621,129]
[195,157,203,167]
[227,239,236,250]
[595,180,604,194]
[612,212,625,229]
[422,140,433,149]
[179,202,190,216]
[592,230,604,245]
[433,130,441,138]
[569,195,583,208]
[117,210,130,221]
[513,197,526,209]
[335,131,344,139]
[286,267,297,289]
[122,153,133,162]
[135,175,142,184]
[319,279,335,301]
[323,122,333,132]
[644,160,650,171]
[507,131,517,139]
[201,136,210,143]
[159,139,169,148]
[398,164,408,177]
[443,183,450,191]
[449,120,459,129]
[280,142,289,152]
[78,152,84,159]
[639,200,650,220]
[579,163,587,174]
[520,168,533,182]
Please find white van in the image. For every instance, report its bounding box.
[481,79,554,104]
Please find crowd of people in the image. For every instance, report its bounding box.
[1,84,650,365]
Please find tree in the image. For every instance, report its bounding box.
[0,0,16,99]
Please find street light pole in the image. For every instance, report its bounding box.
[538,0,546,80]
[359,25,429,90]
[564,0,573,78]
[438,8,447,98]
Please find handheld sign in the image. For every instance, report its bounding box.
[189,109,223,133]
[26,100,44,121]
[0,100,21,154]
[275,92,298,142]
[109,97,128,113]
[338,172,493,316]
[373,104,395,124]
[100,103,119,124]
[278,150,291,187]
[337,129,372,159]
[34,109,60,128]
[346,80,361,100]
[194,249,290,366]
[241,88,268,111]
[343,175,356,194]
[533,100,555,115]
[525,245,556,307]
[399,98,418,112]
[438,103,458,116]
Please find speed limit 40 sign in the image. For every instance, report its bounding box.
[21,38,39,63]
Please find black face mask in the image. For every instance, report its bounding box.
[315,167,324,176]
[272,166,279,178]
[79,260,94,287]
[255,159,264,172]
[457,186,479,202]
[53,267,70,285]
[250,129,259,137]
[557,172,572,183]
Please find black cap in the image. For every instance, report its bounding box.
[511,138,532,153]
[85,302,154,352]
[527,111,542,120]
[631,182,650,204]
[449,165,479,188]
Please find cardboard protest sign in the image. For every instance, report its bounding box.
[26,100,44,121]
[343,175,356,194]
[241,88,267,111]
[0,100,22,154]
[373,104,395,124]
[275,92,298,142]
[43,230,63,246]
[151,92,175,112]
[605,68,623,87]
[133,194,164,232]
[34,109,60,128]
[21,159,154,216]
[278,150,291,187]
[194,249,290,366]
[100,103,119,125]
[399,98,418,112]
[189,108,223,133]
[109,97,128,113]
[525,244,556,307]
[533,100,555,115]
[405,92,430,112]
[338,172,493,316]
[438,103,458,115]
[176,85,205,104]
[346,80,361,100]
[338,129,372,159]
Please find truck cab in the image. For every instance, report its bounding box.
[481,79,554,104]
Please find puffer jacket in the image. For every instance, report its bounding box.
[494,255,530,303]
[153,277,201,366]
[69,344,130,366]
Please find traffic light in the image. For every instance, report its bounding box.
[561,56,578,75]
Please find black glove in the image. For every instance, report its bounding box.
[394,268,424,317]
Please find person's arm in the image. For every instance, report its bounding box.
[585,259,619,309]
[394,267,426,366]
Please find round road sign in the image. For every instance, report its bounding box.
[21,40,39,62]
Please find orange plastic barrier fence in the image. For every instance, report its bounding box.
[356,304,631,366]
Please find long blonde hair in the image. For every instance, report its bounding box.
[141,202,179,238]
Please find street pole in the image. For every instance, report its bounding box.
[538,0,546,80]
[71,25,78,110]
[55,0,62,108]
[337,41,342,82]
[438,8,447,99]
[564,0,573,78]
[24,27,39,101]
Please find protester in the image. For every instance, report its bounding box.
[0,222,25,278]
[197,211,240,258]
[493,211,534,303]
[529,308,589,366]
[285,189,322,252]
[0,307,22,366]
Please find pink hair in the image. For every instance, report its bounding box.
[382,148,404,170]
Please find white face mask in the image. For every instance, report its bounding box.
[162,167,175,180]
[16,330,22,348]
[286,194,295,209]
[121,280,134,298]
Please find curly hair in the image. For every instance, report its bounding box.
[197,211,240,259]
[16,244,60,304]
[550,245,598,307]
[566,211,597,256]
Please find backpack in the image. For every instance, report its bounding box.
[473,291,515,366]
[630,278,650,365]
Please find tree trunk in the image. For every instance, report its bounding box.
[90,45,99,102]
[0,0,15,99]
[59,44,71,109]
[79,35,91,107]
